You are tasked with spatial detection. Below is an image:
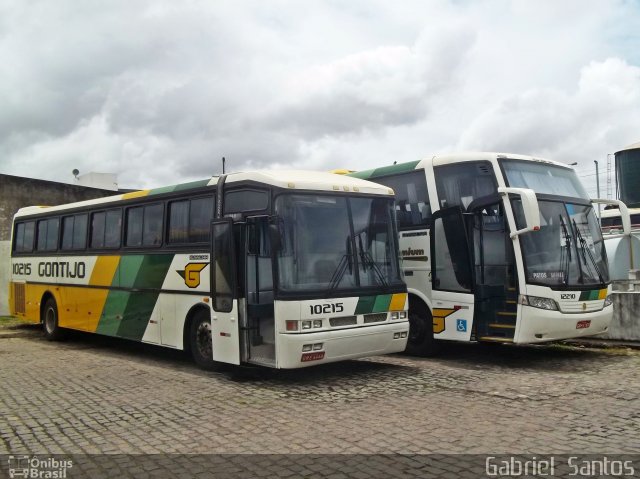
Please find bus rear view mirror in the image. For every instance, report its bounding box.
[498,187,541,238]
[592,198,631,237]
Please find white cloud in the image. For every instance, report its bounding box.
[0,0,638,192]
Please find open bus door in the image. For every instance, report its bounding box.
[430,207,475,341]
[210,218,241,365]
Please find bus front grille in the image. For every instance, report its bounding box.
[364,313,387,323]
[13,283,26,314]
[329,316,357,327]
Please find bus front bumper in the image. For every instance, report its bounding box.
[516,305,613,343]
[276,321,409,369]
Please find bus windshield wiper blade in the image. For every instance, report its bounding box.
[356,233,388,287]
[558,215,572,286]
[572,219,604,284]
[329,239,353,291]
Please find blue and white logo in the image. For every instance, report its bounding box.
[456,319,467,332]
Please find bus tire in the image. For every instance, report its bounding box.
[189,310,217,370]
[42,297,65,341]
[405,300,440,357]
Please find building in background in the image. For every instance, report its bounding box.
[0,173,132,315]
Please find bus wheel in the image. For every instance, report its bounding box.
[405,302,440,357]
[42,298,65,341]
[189,310,217,370]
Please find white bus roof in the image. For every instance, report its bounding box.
[349,152,574,181]
[425,152,572,169]
[14,170,392,218]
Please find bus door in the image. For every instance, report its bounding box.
[210,218,241,365]
[468,197,517,341]
[430,207,475,341]
[244,216,276,367]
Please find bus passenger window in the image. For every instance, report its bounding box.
[37,218,59,251]
[13,221,35,253]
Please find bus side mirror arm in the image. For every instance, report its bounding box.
[592,198,631,236]
[497,187,541,239]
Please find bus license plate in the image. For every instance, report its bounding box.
[301,352,325,362]
[576,320,591,329]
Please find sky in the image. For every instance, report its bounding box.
[1,0,639,196]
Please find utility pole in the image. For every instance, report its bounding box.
[594,160,601,225]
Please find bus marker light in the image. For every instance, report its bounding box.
[301,352,325,362]
[394,333,400,339]
[312,343,323,350]
[401,332,407,338]
[302,321,312,330]
[302,344,312,352]
[202,297,210,303]
[286,321,299,331]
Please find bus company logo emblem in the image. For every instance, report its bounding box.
[177,263,209,288]
[401,247,427,261]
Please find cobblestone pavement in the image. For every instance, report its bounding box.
[1,325,639,461]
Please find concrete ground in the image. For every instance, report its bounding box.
[1,321,639,477]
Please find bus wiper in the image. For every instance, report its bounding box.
[558,215,572,286]
[329,239,353,291]
[356,233,388,287]
[572,219,604,284]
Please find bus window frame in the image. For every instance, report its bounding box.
[90,208,123,251]
[124,202,165,250]
[12,220,36,254]
[61,213,89,252]
[166,195,216,246]
[36,217,61,253]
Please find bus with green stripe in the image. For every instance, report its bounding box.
[9,170,409,369]
[343,152,631,355]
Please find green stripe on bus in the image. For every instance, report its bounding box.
[355,294,393,314]
[148,179,210,196]
[354,296,377,315]
[372,294,392,312]
[349,161,421,180]
[579,290,599,301]
[116,254,174,340]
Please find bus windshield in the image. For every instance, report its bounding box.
[501,160,589,200]
[514,200,609,287]
[274,194,402,293]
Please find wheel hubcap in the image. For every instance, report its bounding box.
[196,321,212,359]
[45,307,56,334]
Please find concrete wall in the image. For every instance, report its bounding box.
[604,291,640,341]
[0,174,128,315]
[0,241,9,315]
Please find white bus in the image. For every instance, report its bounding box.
[347,152,630,355]
[601,207,640,236]
[9,170,409,369]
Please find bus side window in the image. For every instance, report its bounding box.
[62,214,88,250]
[37,218,59,251]
[370,171,431,230]
[13,222,35,253]
[126,204,163,247]
[92,209,121,249]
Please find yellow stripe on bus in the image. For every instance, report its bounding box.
[598,289,607,300]
[121,190,150,200]
[389,293,407,311]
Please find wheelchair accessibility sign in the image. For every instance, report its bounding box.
[456,319,467,332]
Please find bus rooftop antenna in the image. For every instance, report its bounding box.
[222,157,226,174]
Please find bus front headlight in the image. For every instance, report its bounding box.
[604,295,613,307]
[519,295,558,311]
